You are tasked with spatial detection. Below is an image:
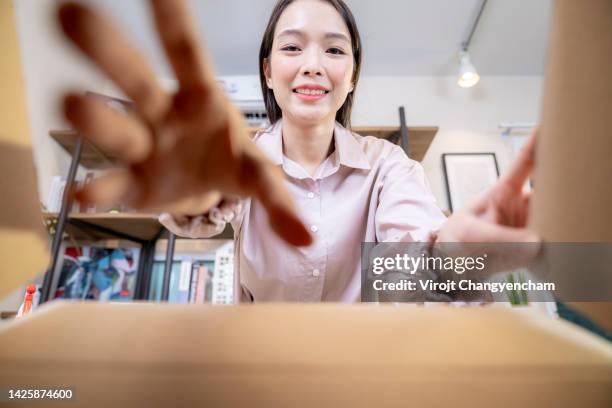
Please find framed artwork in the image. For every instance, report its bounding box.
[442,153,500,213]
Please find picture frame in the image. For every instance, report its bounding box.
[442,153,500,213]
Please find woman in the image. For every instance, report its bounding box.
[59,0,538,302]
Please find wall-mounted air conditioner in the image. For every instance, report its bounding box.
[100,76,269,128]
[217,76,268,128]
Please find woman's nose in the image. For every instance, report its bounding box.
[300,48,323,77]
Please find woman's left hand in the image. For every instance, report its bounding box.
[437,128,540,245]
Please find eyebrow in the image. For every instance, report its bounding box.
[277,28,350,43]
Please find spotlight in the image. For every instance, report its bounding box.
[458,50,480,88]
[457,0,487,88]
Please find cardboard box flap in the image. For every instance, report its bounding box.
[0,303,610,407]
[1,302,610,367]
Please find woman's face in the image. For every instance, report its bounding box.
[264,0,354,126]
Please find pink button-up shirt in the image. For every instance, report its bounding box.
[160,120,446,302]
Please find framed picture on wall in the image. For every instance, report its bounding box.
[442,153,500,213]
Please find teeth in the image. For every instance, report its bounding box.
[295,89,326,95]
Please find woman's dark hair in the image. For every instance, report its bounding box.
[258,0,362,128]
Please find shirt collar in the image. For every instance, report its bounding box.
[332,121,371,170]
[256,119,371,171]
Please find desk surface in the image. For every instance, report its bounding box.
[1,303,610,407]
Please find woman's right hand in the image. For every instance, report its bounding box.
[58,0,311,246]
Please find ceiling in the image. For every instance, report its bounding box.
[82,0,554,76]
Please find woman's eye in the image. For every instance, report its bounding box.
[281,45,300,52]
[327,47,345,55]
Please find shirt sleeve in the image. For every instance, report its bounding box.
[375,146,446,242]
[159,199,245,239]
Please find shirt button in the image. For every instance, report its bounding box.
[310,225,318,233]
[312,269,320,277]
[307,192,315,199]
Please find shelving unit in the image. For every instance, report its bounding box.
[51,125,437,167]
[42,130,236,304]
[42,212,232,242]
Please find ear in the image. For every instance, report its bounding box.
[263,58,273,89]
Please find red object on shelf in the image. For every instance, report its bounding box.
[22,284,37,316]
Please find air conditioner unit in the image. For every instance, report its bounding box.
[217,76,268,128]
[100,76,269,128]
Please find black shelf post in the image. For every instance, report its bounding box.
[399,106,410,158]
[161,233,176,301]
[40,136,83,303]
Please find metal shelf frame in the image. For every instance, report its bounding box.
[40,133,178,303]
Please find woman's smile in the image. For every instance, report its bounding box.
[293,84,330,102]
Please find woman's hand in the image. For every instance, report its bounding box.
[58,0,311,246]
[436,128,541,267]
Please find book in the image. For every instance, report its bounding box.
[46,176,65,213]
[195,265,207,304]
[211,242,234,305]
[83,171,96,213]
[149,262,165,302]
[168,262,182,303]
[177,259,192,304]
[188,263,199,303]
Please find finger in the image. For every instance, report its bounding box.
[465,190,491,215]
[499,127,538,192]
[239,153,312,247]
[58,3,168,122]
[149,0,213,89]
[469,217,540,244]
[517,191,532,227]
[63,93,152,163]
[150,0,226,126]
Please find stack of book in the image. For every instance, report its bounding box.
[149,241,234,304]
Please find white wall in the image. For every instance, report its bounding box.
[352,76,542,210]
[14,0,543,212]
[14,0,111,207]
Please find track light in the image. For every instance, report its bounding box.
[458,0,487,88]
[458,50,480,88]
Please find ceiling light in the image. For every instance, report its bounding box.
[457,0,487,88]
[458,50,480,88]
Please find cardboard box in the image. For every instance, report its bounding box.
[0,0,49,298]
[529,0,612,330]
[0,302,610,407]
